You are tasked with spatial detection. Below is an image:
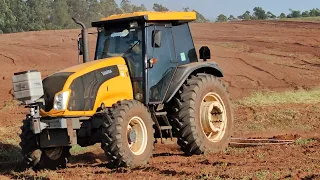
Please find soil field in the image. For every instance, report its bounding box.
[0,20,319,179]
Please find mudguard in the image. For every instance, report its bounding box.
[164,61,223,103]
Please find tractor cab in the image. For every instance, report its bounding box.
[81,12,213,104]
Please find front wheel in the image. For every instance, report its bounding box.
[101,100,154,167]
[171,74,233,155]
[20,118,70,170]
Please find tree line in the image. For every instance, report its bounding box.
[216,7,320,22]
[0,0,208,34]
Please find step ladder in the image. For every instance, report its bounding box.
[151,109,173,144]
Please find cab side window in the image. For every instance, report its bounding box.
[172,23,198,65]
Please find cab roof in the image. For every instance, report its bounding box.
[92,11,196,27]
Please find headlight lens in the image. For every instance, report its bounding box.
[57,94,63,101]
[54,91,70,110]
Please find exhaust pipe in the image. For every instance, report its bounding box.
[72,17,89,63]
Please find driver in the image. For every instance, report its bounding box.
[124,33,144,101]
[124,37,143,78]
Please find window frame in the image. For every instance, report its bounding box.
[145,23,179,104]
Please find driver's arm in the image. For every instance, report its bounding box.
[101,38,110,58]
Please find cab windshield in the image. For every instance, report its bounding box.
[95,22,143,60]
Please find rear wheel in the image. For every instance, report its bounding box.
[19,118,70,170]
[171,74,233,155]
[101,100,154,167]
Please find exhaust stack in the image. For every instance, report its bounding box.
[72,18,90,63]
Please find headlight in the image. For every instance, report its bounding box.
[53,91,70,110]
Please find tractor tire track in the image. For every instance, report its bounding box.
[0,53,16,65]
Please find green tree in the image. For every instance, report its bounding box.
[242,13,250,20]
[120,0,133,12]
[228,15,236,21]
[309,8,320,16]
[279,13,286,19]
[132,4,147,12]
[7,0,31,32]
[238,11,251,20]
[67,0,88,26]
[253,7,267,20]
[183,7,190,12]
[182,7,209,22]
[86,0,103,23]
[288,9,301,18]
[26,0,52,30]
[0,0,17,33]
[216,14,227,22]
[302,10,310,17]
[99,0,119,17]
[120,0,146,13]
[267,11,276,19]
[153,3,169,12]
[51,0,72,29]
[194,10,209,22]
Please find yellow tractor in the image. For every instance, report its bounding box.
[12,12,233,169]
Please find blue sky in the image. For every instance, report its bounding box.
[115,0,320,20]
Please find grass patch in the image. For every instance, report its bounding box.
[70,144,101,155]
[210,42,250,52]
[10,169,64,180]
[234,89,320,133]
[0,126,20,142]
[281,16,320,22]
[237,107,317,132]
[223,147,247,155]
[0,100,19,112]
[70,145,88,155]
[295,138,313,145]
[257,153,265,160]
[255,170,269,180]
[238,89,320,107]
[254,109,300,129]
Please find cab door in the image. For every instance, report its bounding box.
[147,25,177,103]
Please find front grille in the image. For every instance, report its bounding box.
[42,72,73,111]
[68,66,119,111]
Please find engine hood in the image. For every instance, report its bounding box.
[59,57,126,75]
[54,57,124,87]
[41,57,127,113]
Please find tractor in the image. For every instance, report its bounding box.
[12,11,233,169]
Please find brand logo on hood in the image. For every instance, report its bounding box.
[101,69,113,76]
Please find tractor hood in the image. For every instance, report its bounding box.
[42,57,127,113]
[58,57,126,75]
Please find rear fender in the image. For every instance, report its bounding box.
[164,61,223,103]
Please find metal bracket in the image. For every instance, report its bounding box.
[31,118,48,134]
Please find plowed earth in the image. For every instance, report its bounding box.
[0,21,319,179]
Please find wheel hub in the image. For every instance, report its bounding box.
[201,102,224,133]
[128,128,137,143]
[127,116,148,155]
[200,92,227,142]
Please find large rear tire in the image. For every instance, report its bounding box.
[19,118,70,170]
[101,100,154,167]
[171,74,233,155]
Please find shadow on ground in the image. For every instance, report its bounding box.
[0,142,27,174]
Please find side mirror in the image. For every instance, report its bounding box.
[199,46,211,61]
[78,37,84,55]
[152,30,162,48]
